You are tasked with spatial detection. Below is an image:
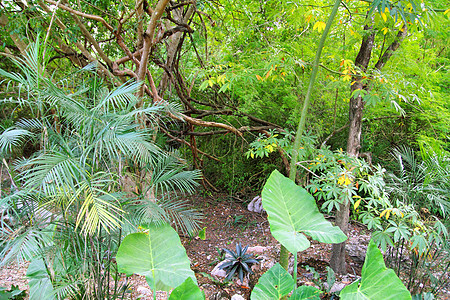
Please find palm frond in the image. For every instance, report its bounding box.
[158,197,203,235]
[0,128,35,156]
[129,197,169,226]
[87,126,161,168]
[147,152,201,196]
[0,226,53,266]
[74,182,123,236]
[19,151,84,196]
[16,118,44,132]
[94,80,141,113]
[129,196,203,236]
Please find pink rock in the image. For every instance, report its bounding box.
[211,261,228,278]
[247,245,267,254]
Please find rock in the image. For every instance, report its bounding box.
[235,276,250,288]
[251,255,275,272]
[247,245,268,255]
[231,294,245,300]
[330,282,347,293]
[346,234,370,264]
[136,285,151,295]
[201,284,219,299]
[211,261,228,278]
[248,196,265,213]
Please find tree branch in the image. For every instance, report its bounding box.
[159,127,220,161]
[374,25,408,70]
[43,0,114,32]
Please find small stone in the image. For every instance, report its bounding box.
[211,261,228,278]
[200,284,217,299]
[248,196,265,213]
[207,255,211,260]
[136,285,151,295]
[231,294,245,300]
[235,276,250,288]
[247,246,267,255]
[330,282,347,293]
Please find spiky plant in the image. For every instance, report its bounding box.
[219,243,261,283]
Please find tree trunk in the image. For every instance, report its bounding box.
[330,23,407,273]
[330,27,375,274]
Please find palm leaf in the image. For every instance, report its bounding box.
[147,152,201,196]
[0,128,34,156]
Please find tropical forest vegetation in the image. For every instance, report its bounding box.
[0,0,448,299]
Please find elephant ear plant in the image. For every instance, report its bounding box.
[261,170,347,285]
[249,170,411,300]
[339,239,411,300]
[116,223,204,299]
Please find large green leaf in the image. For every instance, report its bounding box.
[340,239,411,300]
[251,263,294,300]
[290,286,321,300]
[169,277,205,300]
[26,258,55,300]
[261,170,347,254]
[116,223,196,291]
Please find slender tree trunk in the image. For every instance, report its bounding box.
[158,5,194,97]
[330,27,375,274]
[330,22,407,273]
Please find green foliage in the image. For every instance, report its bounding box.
[251,263,322,300]
[169,278,205,300]
[261,170,347,254]
[251,263,296,300]
[116,223,196,292]
[219,243,261,283]
[201,133,281,194]
[26,258,55,300]
[354,146,449,295]
[0,286,25,300]
[246,130,294,159]
[340,239,411,299]
[386,146,449,217]
[0,42,202,299]
[254,169,344,298]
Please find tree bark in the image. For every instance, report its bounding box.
[330,27,375,274]
[330,23,408,273]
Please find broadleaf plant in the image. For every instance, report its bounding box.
[168,277,205,300]
[251,263,321,300]
[261,170,347,254]
[340,239,411,299]
[116,223,196,296]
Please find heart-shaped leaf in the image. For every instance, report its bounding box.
[116,223,195,291]
[262,170,347,254]
[251,263,294,300]
[169,277,205,300]
[340,239,411,300]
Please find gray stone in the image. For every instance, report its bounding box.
[235,276,249,288]
[211,261,228,278]
[231,294,245,300]
[346,234,370,264]
[330,282,347,293]
[248,196,265,213]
